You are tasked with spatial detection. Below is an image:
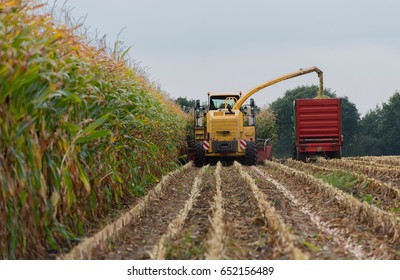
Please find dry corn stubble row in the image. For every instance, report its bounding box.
[60,162,193,260]
[319,159,400,186]
[262,161,400,259]
[234,162,306,260]
[150,165,208,259]
[347,156,400,167]
[218,164,281,259]
[264,161,400,244]
[284,159,400,215]
[251,166,366,259]
[161,164,216,260]
[341,158,400,175]
[205,161,225,260]
[90,165,200,259]
[344,158,399,170]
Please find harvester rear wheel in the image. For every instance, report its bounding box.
[245,141,258,166]
[194,142,205,167]
[296,149,307,162]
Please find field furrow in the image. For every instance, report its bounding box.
[151,165,208,259]
[221,164,277,259]
[235,162,305,259]
[345,158,399,170]
[162,164,216,260]
[89,165,201,259]
[283,159,400,216]
[347,156,400,167]
[262,160,400,259]
[204,162,225,260]
[247,166,360,259]
[59,157,400,260]
[59,162,193,260]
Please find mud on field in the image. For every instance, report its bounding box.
[62,157,400,260]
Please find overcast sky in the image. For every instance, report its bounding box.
[48,0,400,115]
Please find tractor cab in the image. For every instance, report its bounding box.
[208,93,240,111]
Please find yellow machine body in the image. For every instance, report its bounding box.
[204,109,255,157]
[194,93,253,158]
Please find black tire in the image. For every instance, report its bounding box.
[296,150,307,162]
[245,141,258,165]
[292,145,297,160]
[194,142,205,167]
[331,148,342,159]
[291,129,297,160]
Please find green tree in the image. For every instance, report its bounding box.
[340,96,361,156]
[380,92,400,155]
[351,106,384,156]
[353,92,400,156]
[269,85,360,158]
[175,97,196,112]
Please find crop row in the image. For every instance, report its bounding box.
[251,166,368,259]
[316,158,400,188]
[124,162,306,259]
[265,160,400,243]
[263,160,400,258]
[0,0,187,259]
[234,162,305,259]
[284,159,400,216]
[62,158,400,260]
[204,162,224,260]
[346,156,400,167]
[151,165,208,259]
[60,162,192,259]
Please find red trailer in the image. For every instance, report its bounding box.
[292,98,343,161]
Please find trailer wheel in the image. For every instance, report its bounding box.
[194,142,205,167]
[292,145,297,160]
[296,150,307,162]
[245,141,258,165]
[332,148,342,159]
[294,146,306,162]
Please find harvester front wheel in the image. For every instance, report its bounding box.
[245,141,257,165]
[194,142,205,167]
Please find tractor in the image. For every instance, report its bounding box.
[191,66,324,167]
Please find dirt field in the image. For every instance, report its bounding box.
[60,157,400,260]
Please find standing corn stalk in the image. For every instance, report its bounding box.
[0,0,186,259]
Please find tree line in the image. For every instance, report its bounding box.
[175,87,400,158]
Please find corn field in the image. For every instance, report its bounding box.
[0,0,187,259]
[56,156,400,260]
[2,0,400,261]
